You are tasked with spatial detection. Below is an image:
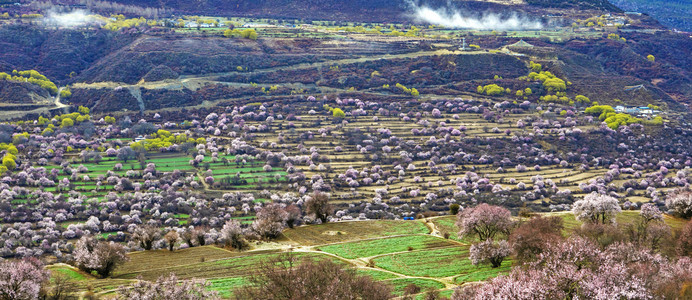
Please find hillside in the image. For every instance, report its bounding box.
[526,0,620,11]
[610,0,692,31]
[65,0,621,22]
[43,212,691,298]
[1,2,692,299]
[0,80,52,105]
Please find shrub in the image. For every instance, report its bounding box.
[677,220,692,257]
[449,203,460,215]
[478,84,505,96]
[509,216,564,263]
[332,108,346,118]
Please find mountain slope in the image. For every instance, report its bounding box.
[609,0,692,31]
[95,0,619,22]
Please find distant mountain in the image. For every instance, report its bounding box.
[609,0,692,31]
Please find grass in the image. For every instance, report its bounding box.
[356,269,400,280]
[114,246,239,277]
[115,251,338,281]
[283,220,430,246]
[430,217,460,241]
[384,278,446,296]
[417,289,455,299]
[373,246,469,277]
[453,260,512,283]
[207,276,249,298]
[46,265,90,281]
[372,245,510,279]
[318,235,456,259]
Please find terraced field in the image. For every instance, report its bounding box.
[85,218,513,298]
[317,235,457,259]
[282,220,430,245]
[45,209,691,298]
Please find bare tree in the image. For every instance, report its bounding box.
[43,272,78,300]
[509,216,564,263]
[221,220,248,250]
[132,224,161,250]
[164,230,180,251]
[252,203,289,239]
[305,191,333,223]
[284,204,302,228]
[236,253,391,299]
[677,219,692,257]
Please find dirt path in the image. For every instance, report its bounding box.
[423,218,442,237]
[0,87,69,121]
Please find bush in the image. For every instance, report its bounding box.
[677,220,692,257]
[449,203,460,215]
[478,84,505,96]
[509,216,564,263]
[332,108,346,118]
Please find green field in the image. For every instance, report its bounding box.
[373,245,510,279]
[283,220,430,245]
[386,278,446,296]
[207,277,249,298]
[318,235,456,259]
[47,265,89,281]
[47,212,689,298]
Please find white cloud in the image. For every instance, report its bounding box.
[44,10,102,27]
[409,3,544,30]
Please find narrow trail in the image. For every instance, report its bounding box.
[55,87,68,110]
[126,86,145,112]
[423,218,442,237]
